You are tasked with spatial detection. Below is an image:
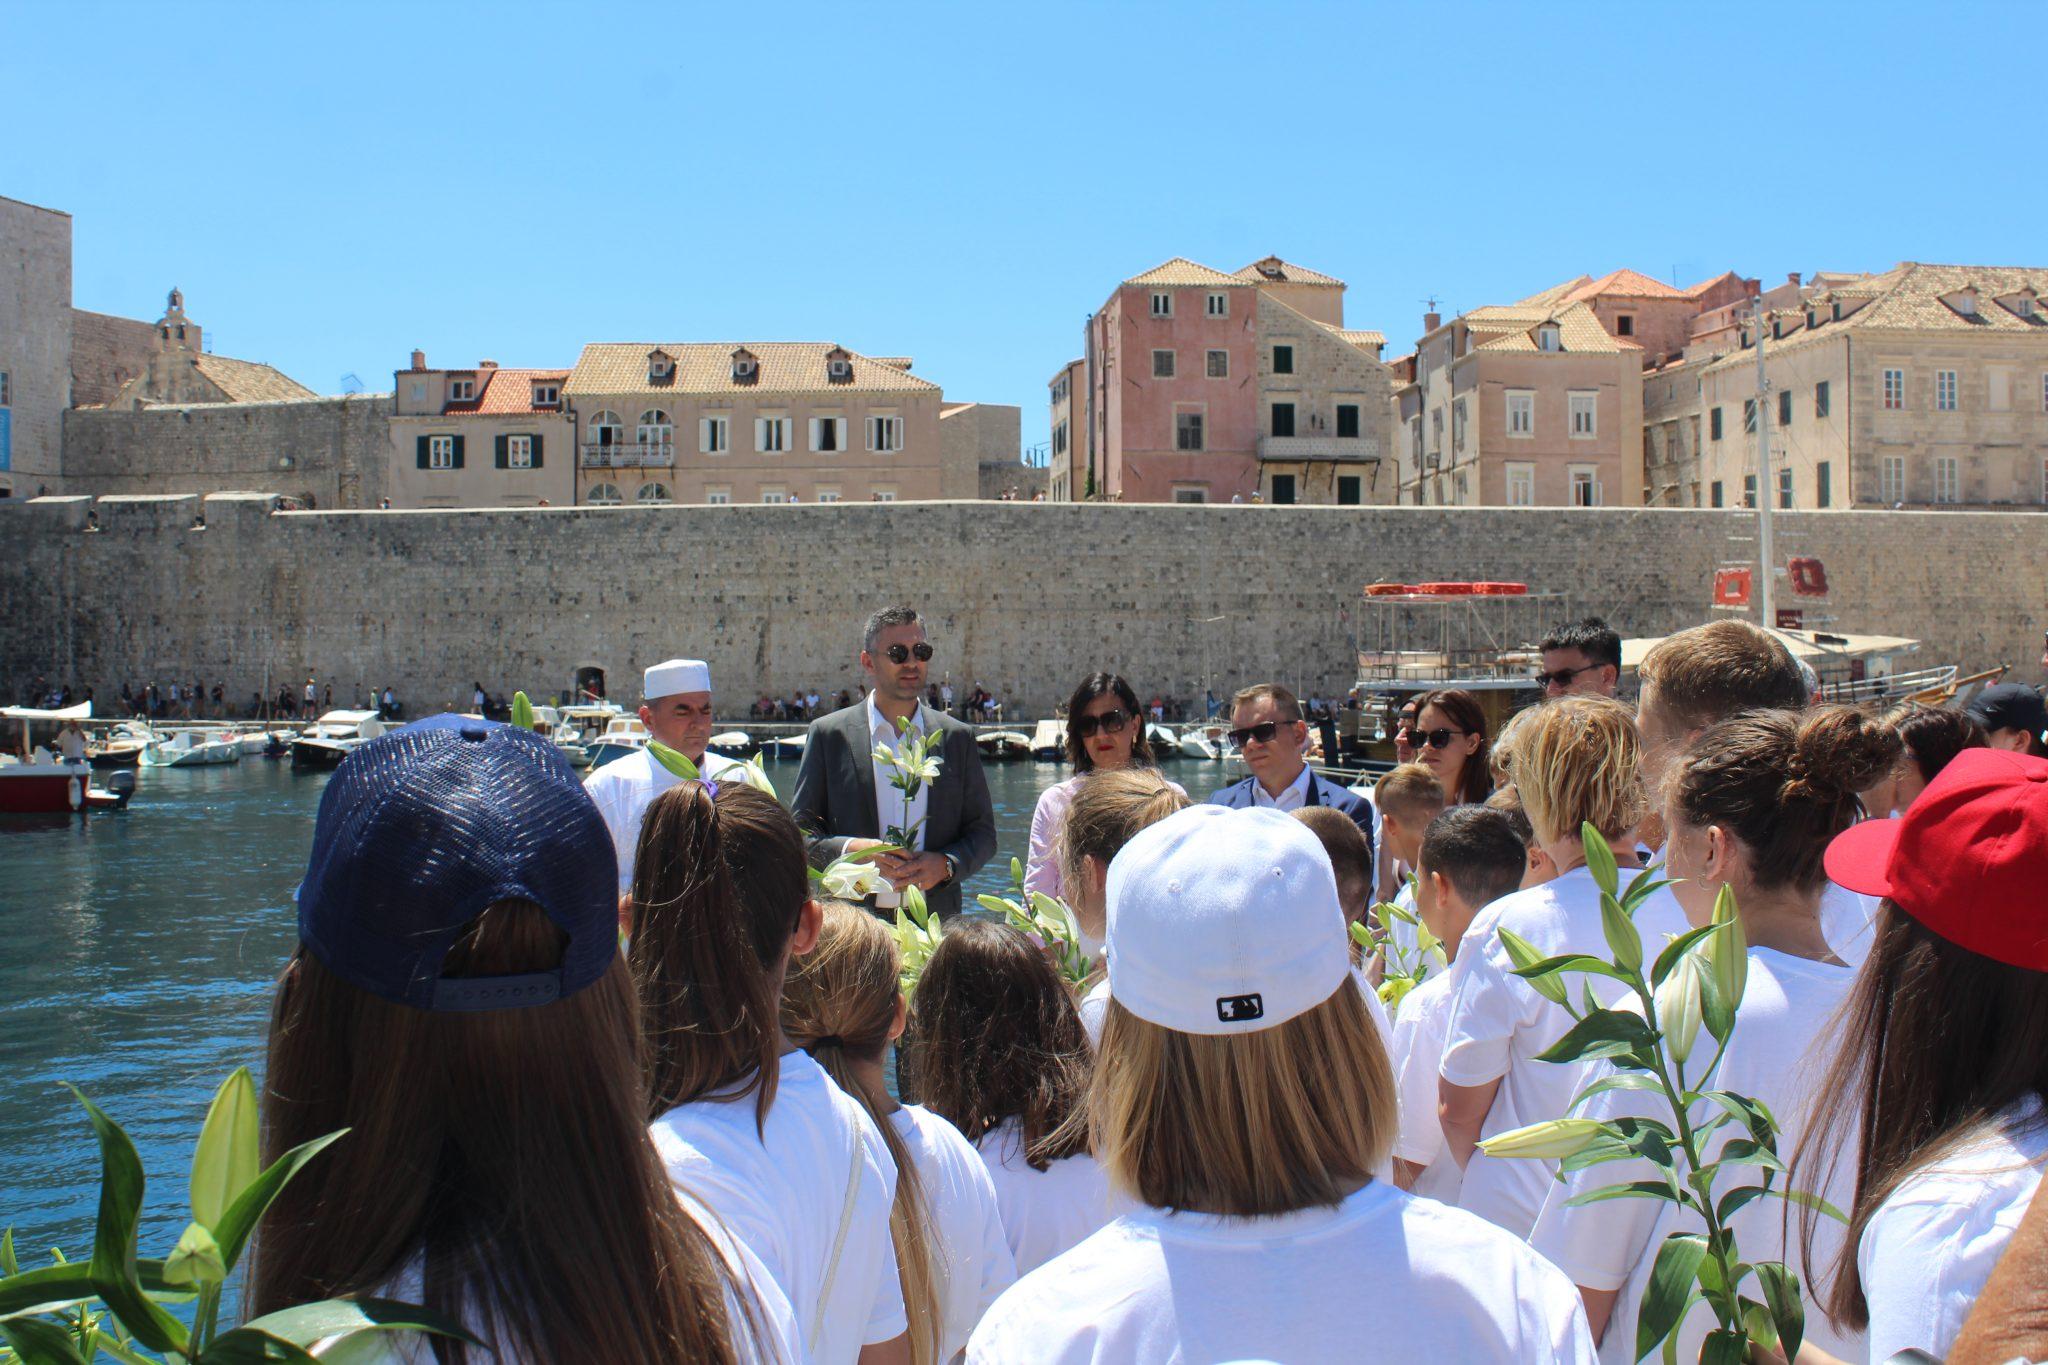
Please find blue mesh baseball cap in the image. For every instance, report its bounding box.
[296,714,620,1011]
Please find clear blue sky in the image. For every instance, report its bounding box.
[11,1,2036,454]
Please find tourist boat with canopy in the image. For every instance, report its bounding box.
[0,704,137,814]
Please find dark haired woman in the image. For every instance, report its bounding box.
[1023,673,1181,901]
[634,782,911,1365]
[1788,747,2048,1364]
[1869,703,1987,817]
[907,919,1118,1277]
[256,717,796,1364]
[1411,687,1493,805]
[1529,706,1899,1362]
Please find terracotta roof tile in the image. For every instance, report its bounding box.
[563,342,940,397]
[1471,301,1628,354]
[1316,322,1387,349]
[1567,268,1686,302]
[1235,256,1345,287]
[190,353,317,403]
[1703,262,2048,373]
[470,368,570,415]
[1121,257,1251,288]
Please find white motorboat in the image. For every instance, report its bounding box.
[1145,722,1182,759]
[585,715,651,769]
[762,733,808,760]
[976,730,1034,762]
[0,704,136,813]
[1029,718,1065,762]
[291,710,387,770]
[142,730,243,768]
[709,730,758,758]
[1177,724,1235,761]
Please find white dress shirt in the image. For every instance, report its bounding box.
[867,692,930,851]
[1249,763,1314,812]
[585,745,743,893]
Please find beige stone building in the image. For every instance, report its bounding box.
[100,290,316,409]
[389,353,575,509]
[1683,264,2048,511]
[1047,359,1084,502]
[563,343,944,505]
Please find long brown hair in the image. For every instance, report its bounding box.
[1063,672,1156,772]
[256,900,748,1363]
[905,919,1091,1169]
[1668,707,1899,893]
[782,902,941,1365]
[1412,687,1493,804]
[631,781,809,1128]
[1796,904,2048,1329]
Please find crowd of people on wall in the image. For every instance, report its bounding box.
[220,605,2048,1363]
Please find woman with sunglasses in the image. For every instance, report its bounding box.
[1024,673,1181,900]
[1411,687,1494,805]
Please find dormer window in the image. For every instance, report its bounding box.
[1832,300,1843,321]
[1952,287,1979,317]
[825,347,854,383]
[1998,287,2038,321]
[647,349,675,383]
[1805,307,1817,330]
[532,383,559,407]
[731,348,759,384]
[449,378,475,402]
[1771,315,1783,340]
[1254,256,1285,280]
[1536,323,1562,353]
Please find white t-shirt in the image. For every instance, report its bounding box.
[1439,866,1691,1238]
[1818,880,1881,968]
[890,1105,1017,1361]
[651,1050,908,1365]
[965,1180,1596,1364]
[1530,948,1862,1364]
[1390,970,1463,1203]
[1860,1093,2048,1364]
[975,1117,1123,1278]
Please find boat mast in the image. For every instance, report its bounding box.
[1754,301,1775,629]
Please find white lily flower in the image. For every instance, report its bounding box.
[821,860,887,901]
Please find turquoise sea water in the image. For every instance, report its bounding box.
[0,750,1233,1259]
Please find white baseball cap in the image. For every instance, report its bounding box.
[643,658,710,702]
[1104,804,1350,1035]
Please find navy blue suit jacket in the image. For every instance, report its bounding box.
[1209,768,1376,867]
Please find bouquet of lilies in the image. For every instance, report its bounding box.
[977,857,1093,988]
[1355,883,1449,1014]
[872,718,944,849]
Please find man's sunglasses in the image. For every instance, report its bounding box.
[882,643,934,664]
[1418,727,1469,750]
[1228,720,1293,747]
[1535,662,1603,689]
[1075,708,1132,739]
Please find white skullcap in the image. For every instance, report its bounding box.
[643,659,711,701]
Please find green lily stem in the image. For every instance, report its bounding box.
[1630,972,1746,1335]
[191,1281,221,1356]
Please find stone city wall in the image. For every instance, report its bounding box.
[1,499,2042,717]
[60,396,391,509]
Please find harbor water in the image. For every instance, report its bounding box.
[0,750,1235,1258]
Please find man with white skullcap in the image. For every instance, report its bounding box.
[584,658,745,894]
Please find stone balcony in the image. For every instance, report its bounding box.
[580,442,676,469]
[1257,435,1382,462]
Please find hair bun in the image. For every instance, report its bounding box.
[1787,706,1902,805]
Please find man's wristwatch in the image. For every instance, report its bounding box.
[940,854,958,886]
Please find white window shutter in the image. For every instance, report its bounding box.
[866,416,878,451]
[835,417,847,451]
[755,418,767,452]
[699,418,712,453]
[808,418,821,451]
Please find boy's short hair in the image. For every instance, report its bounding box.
[1484,784,1536,847]
[1291,807,1371,908]
[1419,807,1527,910]
[1374,762,1446,821]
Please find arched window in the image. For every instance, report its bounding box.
[588,411,623,445]
[637,409,673,447]
[586,482,622,506]
[636,482,672,503]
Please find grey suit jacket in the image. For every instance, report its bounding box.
[790,701,997,919]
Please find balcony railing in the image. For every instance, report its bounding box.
[581,441,676,469]
[1257,435,1382,462]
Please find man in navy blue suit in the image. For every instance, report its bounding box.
[1209,683,1377,871]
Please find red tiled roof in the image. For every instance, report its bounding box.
[462,368,570,416]
[1567,268,1686,303]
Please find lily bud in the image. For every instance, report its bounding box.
[1655,951,1705,1064]
[1710,884,1748,1012]
[1478,1117,1608,1161]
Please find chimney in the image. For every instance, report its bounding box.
[479,359,500,370]
[1423,310,1442,333]
[409,349,426,370]
[1786,272,1801,287]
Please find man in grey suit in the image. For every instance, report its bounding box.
[792,605,997,919]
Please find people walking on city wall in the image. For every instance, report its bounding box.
[785,899,1017,1365]
[1537,617,1622,698]
[1788,747,2048,1364]
[1530,706,1899,1362]
[257,715,796,1364]
[1409,687,1494,805]
[1437,696,1687,1240]
[1209,683,1376,858]
[966,804,1596,1363]
[1023,673,1182,900]
[1054,769,1191,1043]
[792,606,997,920]
[906,919,1117,1280]
[633,780,911,1365]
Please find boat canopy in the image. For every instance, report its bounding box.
[1,703,92,721]
[1619,629,1921,672]
[312,710,382,726]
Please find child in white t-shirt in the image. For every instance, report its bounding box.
[1371,762,1446,947]
[1051,769,1190,1047]
[968,804,1595,1364]
[784,898,1017,1365]
[908,918,1121,1277]
[632,782,909,1365]
[1390,807,1529,1201]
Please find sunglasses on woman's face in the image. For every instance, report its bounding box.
[1075,708,1132,739]
[1419,727,1468,750]
[882,642,934,665]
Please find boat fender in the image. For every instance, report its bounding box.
[68,777,83,810]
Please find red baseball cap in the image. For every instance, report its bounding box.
[1825,748,2048,971]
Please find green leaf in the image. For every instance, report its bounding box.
[1497,927,1569,1004]
[1557,1134,1640,1174]
[0,1316,89,1365]
[1635,1232,1709,1363]
[0,1260,181,1321]
[1599,891,1643,974]
[1534,1008,1655,1065]
[0,1228,15,1278]
[1751,1261,1805,1360]
[239,1297,483,1350]
[901,884,928,923]
[1699,1328,1747,1365]
[1581,822,1620,896]
[1569,1072,1665,1113]
[1649,923,1717,989]
[190,1068,260,1230]
[162,1222,225,1289]
[195,1327,320,1362]
[1620,865,1674,913]
[1716,1184,1771,1223]
[508,691,536,731]
[210,1129,349,1275]
[1563,1179,1680,1208]
[1509,951,1631,985]
[1698,953,1735,1045]
[1760,1186,1850,1225]
[64,1087,188,1355]
[1740,1297,1779,1352]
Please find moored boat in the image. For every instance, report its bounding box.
[584,715,652,769]
[708,730,758,758]
[1029,719,1065,762]
[976,730,1034,762]
[1145,722,1182,759]
[142,730,243,768]
[0,705,137,814]
[290,711,387,770]
[762,732,808,760]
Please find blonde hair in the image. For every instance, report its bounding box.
[1091,987,1395,1216]
[1491,704,1538,786]
[1373,762,1445,822]
[780,902,941,1365]
[1057,769,1191,901]
[1506,696,1647,848]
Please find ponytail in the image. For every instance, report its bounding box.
[783,902,943,1365]
[631,781,809,1129]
